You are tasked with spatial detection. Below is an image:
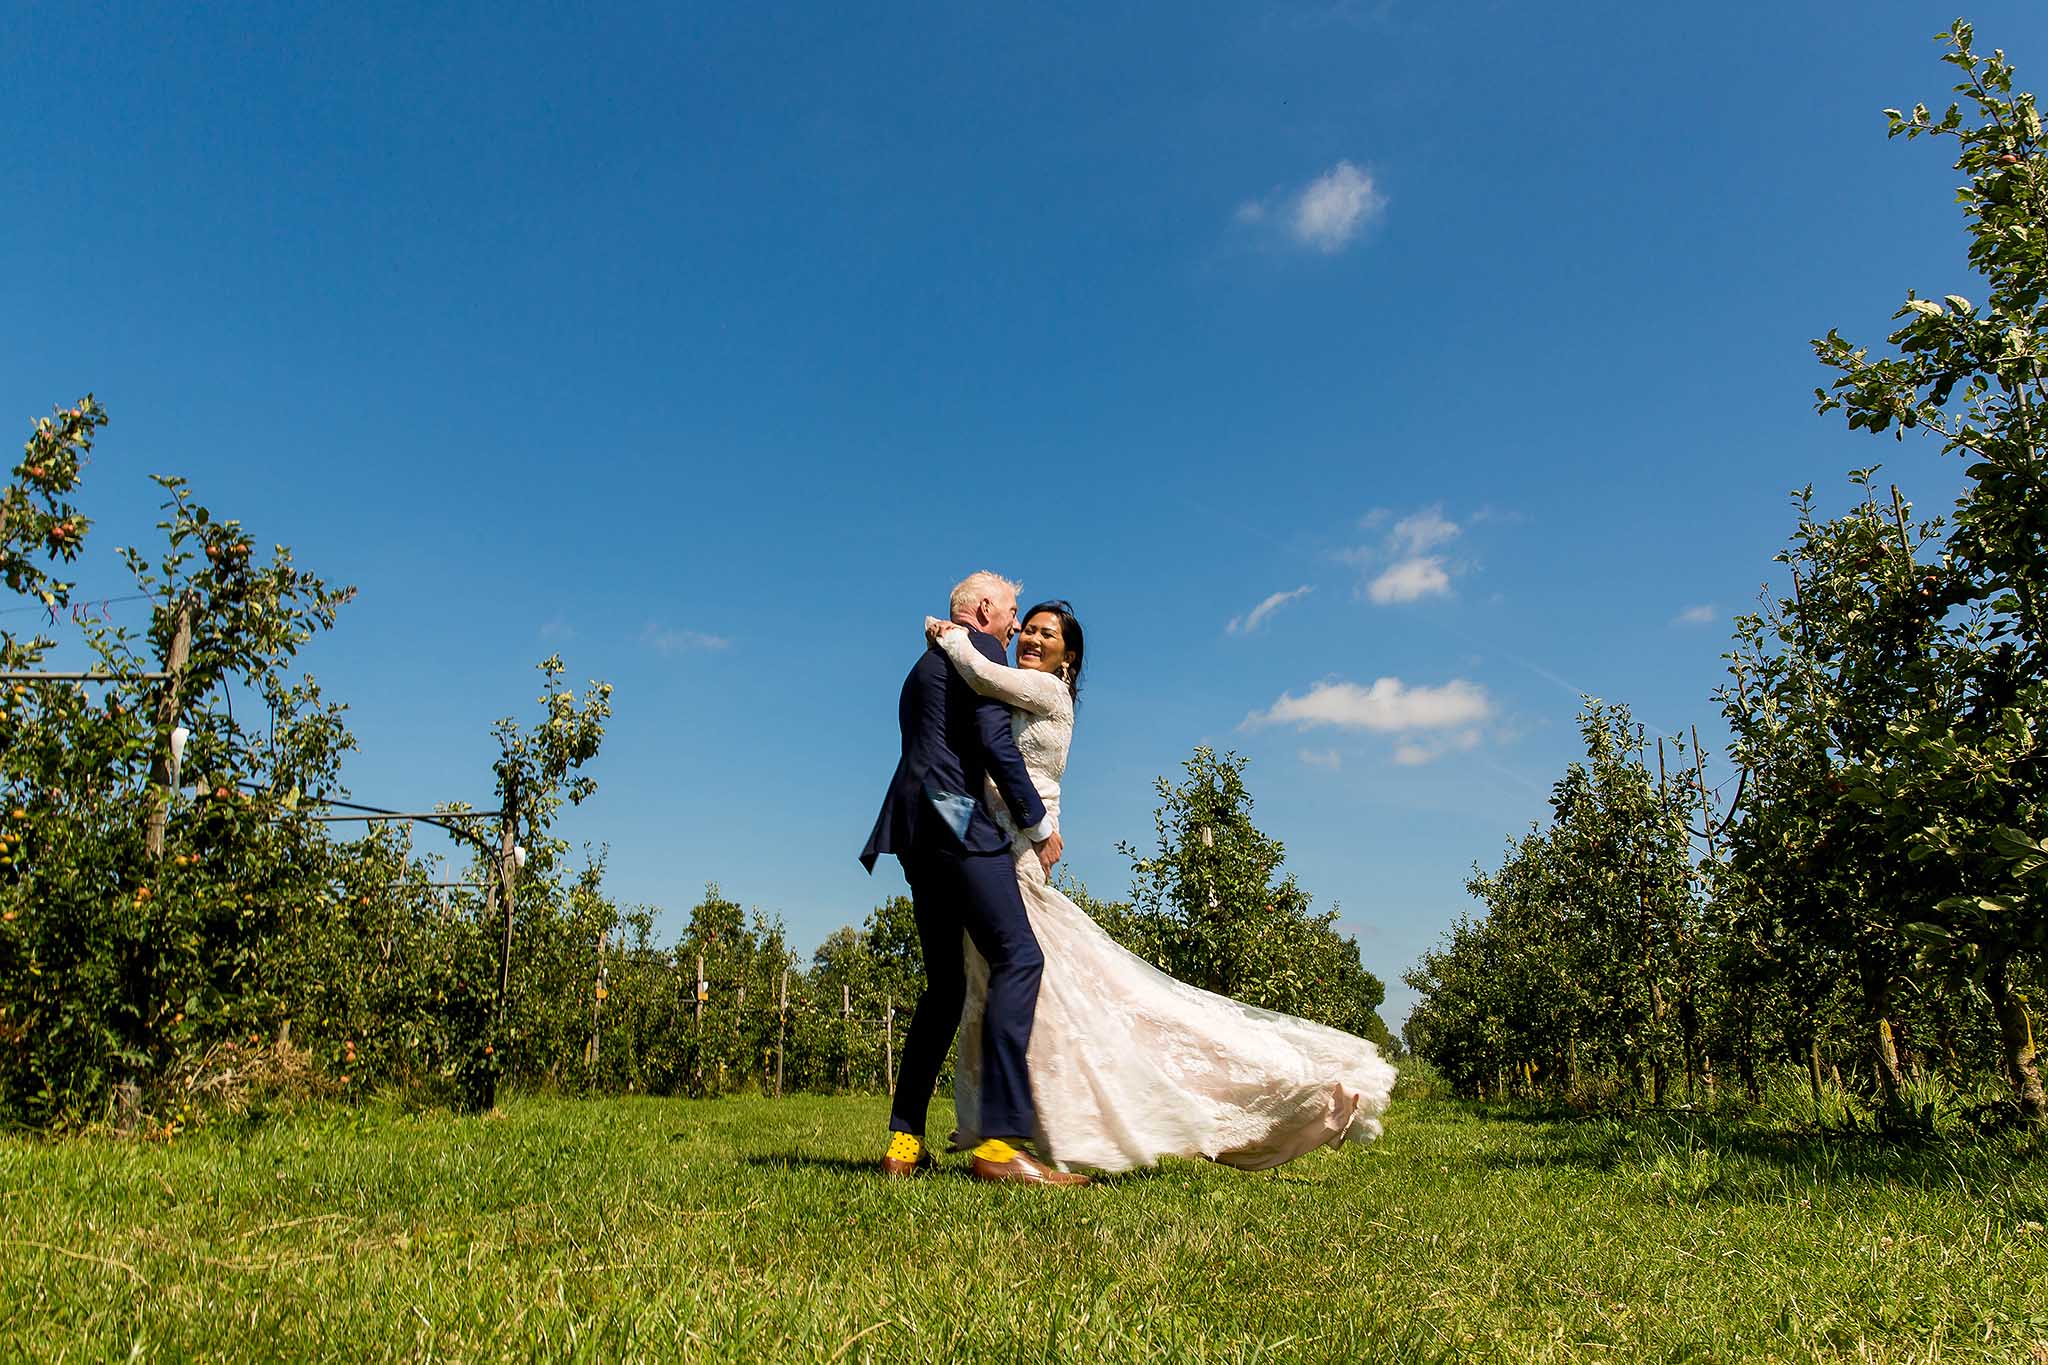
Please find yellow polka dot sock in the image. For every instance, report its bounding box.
[886,1132,924,1164]
[972,1138,1019,1164]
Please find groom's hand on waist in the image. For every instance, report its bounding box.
[1035,831,1062,876]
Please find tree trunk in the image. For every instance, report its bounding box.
[1857,953,1909,1128]
[1872,1016,1908,1127]
[1647,978,1670,1105]
[1989,954,2048,1124]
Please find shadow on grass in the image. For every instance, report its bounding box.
[741,1153,886,1179]
[738,1152,1169,1188]
[1456,1105,2047,1211]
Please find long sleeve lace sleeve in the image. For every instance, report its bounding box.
[929,619,1072,717]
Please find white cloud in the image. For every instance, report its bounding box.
[1245,677,1492,733]
[1234,161,1386,253]
[1299,748,1343,770]
[1228,584,1314,633]
[1290,161,1386,253]
[1391,729,1484,767]
[1672,604,1717,627]
[1368,556,1451,604]
[537,614,577,642]
[1389,506,1460,556]
[641,622,730,655]
[1345,505,1465,604]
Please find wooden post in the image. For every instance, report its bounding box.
[842,984,852,1089]
[1691,727,1718,863]
[144,595,195,859]
[490,775,521,1033]
[775,967,788,1098]
[468,774,521,1110]
[585,930,606,1071]
[884,998,895,1094]
[694,953,705,1093]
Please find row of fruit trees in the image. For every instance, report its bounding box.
[0,397,1398,1131]
[1404,24,2048,1130]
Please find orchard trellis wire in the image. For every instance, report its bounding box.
[3,609,532,1109]
[7,606,898,1114]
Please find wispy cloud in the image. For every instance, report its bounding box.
[1235,160,1387,254]
[1228,585,1314,634]
[640,622,730,655]
[1299,748,1343,770]
[1388,507,1460,556]
[1671,603,1717,627]
[537,613,577,642]
[1368,557,1451,604]
[1392,730,1483,767]
[1245,677,1492,733]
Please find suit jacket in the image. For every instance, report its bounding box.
[860,628,1048,871]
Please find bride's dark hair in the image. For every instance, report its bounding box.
[1023,599,1085,702]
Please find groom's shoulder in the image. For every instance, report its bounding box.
[963,628,1006,663]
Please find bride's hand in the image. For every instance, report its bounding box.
[925,616,963,646]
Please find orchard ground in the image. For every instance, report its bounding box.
[6,1092,2047,1362]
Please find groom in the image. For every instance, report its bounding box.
[859,570,1086,1186]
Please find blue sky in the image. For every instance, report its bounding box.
[8,1,2043,1024]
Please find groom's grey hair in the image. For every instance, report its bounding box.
[950,570,1022,620]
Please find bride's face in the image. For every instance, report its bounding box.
[1015,612,1068,675]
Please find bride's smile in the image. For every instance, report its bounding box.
[1015,613,1066,674]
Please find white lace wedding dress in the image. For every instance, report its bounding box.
[933,625,1397,1173]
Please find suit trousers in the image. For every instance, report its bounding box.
[890,847,1043,1141]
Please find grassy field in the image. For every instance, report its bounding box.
[4,1093,2046,1362]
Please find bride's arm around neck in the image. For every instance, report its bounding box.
[927,618,1071,717]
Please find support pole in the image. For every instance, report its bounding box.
[478,773,520,1110]
[1691,726,1718,863]
[775,968,788,1098]
[491,775,521,1033]
[586,930,606,1071]
[144,595,195,860]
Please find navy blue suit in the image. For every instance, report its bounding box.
[861,628,1048,1141]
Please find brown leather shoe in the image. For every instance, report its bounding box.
[879,1151,937,1178]
[880,1134,937,1178]
[971,1149,1090,1187]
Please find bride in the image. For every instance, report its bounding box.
[926,602,1396,1173]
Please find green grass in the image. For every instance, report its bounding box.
[4,1094,2047,1362]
